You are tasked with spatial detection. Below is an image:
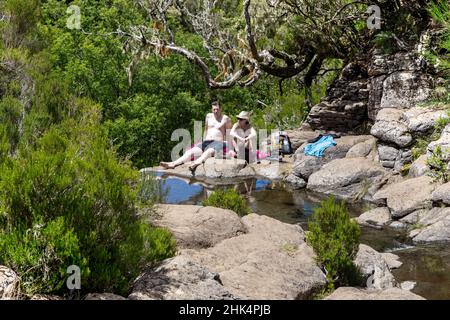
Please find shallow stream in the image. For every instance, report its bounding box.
[143,173,450,300]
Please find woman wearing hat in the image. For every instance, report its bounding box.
[230,111,257,164]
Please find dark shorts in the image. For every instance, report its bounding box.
[197,140,226,154]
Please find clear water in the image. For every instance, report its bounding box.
[145,173,450,300]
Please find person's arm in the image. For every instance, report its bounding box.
[245,127,257,140]
[245,127,257,152]
[230,123,245,142]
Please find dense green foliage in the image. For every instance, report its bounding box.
[306,197,362,291]
[202,189,251,217]
[428,0,450,102]
[0,0,176,297]
[0,116,176,296]
[31,0,338,167]
[427,145,450,183]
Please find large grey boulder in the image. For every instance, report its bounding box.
[432,182,450,205]
[129,255,238,300]
[354,244,398,290]
[285,126,318,151]
[378,145,399,162]
[284,174,307,190]
[356,207,391,228]
[249,160,292,180]
[293,135,373,180]
[370,108,413,148]
[373,176,437,218]
[379,72,432,110]
[346,137,377,159]
[307,158,389,201]
[412,217,450,244]
[409,208,450,244]
[400,209,429,225]
[404,107,449,134]
[151,205,246,249]
[325,287,425,300]
[181,214,327,300]
[0,266,18,299]
[198,158,248,179]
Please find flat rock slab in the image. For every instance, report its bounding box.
[142,158,293,182]
[129,255,238,300]
[432,182,450,205]
[370,108,412,147]
[325,287,425,300]
[356,207,391,228]
[373,176,438,218]
[381,253,403,270]
[151,205,247,249]
[181,214,327,300]
[307,157,389,201]
[410,208,450,244]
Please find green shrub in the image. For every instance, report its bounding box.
[202,188,250,217]
[0,118,176,297]
[435,111,450,132]
[306,197,362,291]
[427,145,450,183]
[400,163,412,176]
[0,217,89,295]
[373,31,398,54]
[411,111,449,161]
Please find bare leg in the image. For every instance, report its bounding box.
[160,147,203,169]
[189,148,215,172]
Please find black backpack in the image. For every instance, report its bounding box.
[270,131,293,155]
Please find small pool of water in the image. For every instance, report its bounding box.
[142,173,450,300]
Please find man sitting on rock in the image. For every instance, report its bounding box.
[160,100,232,172]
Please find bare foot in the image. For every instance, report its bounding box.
[160,162,175,170]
